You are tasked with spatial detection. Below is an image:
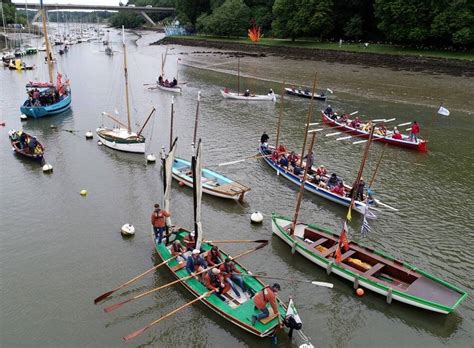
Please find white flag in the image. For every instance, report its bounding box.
[286,299,302,324]
[438,106,450,116]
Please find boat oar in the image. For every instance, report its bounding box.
[325,132,341,137]
[397,122,411,127]
[240,274,333,288]
[203,239,268,244]
[123,290,216,342]
[336,135,353,141]
[374,198,399,211]
[384,118,396,123]
[93,255,179,304]
[103,242,267,313]
[350,111,359,116]
[218,154,271,167]
[372,118,385,122]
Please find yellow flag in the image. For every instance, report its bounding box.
[15,59,22,70]
[346,207,352,222]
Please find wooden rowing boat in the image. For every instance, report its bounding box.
[321,112,428,152]
[156,83,181,93]
[271,214,467,314]
[172,157,250,202]
[8,129,44,161]
[285,87,326,100]
[221,90,276,101]
[155,139,285,337]
[258,145,371,214]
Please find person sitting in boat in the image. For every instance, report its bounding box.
[376,123,387,136]
[350,117,361,128]
[164,79,170,87]
[316,165,327,177]
[271,149,280,162]
[244,89,250,97]
[184,231,196,250]
[331,181,345,196]
[288,151,299,167]
[268,88,274,95]
[28,136,38,152]
[392,127,402,139]
[18,131,27,150]
[311,174,324,187]
[203,268,230,302]
[362,121,373,132]
[171,77,178,87]
[304,88,310,95]
[324,105,334,117]
[293,165,303,176]
[327,173,339,189]
[340,113,349,124]
[279,154,289,169]
[186,249,207,278]
[251,283,282,326]
[158,75,163,85]
[224,87,230,93]
[171,240,188,262]
[260,132,269,145]
[220,258,248,298]
[207,245,223,267]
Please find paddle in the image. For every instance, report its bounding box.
[397,122,411,127]
[336,135,353,141]
[325,132,341,137]
[203,239,268,244]
[350,111,359,116]
[218,154,271,167]
[240,274,333,288]
[123,290,216,341]
[94,255,179,304]
[103,242,267,313]
[374,198,399,211]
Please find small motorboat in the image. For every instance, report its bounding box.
[285,87,327,100]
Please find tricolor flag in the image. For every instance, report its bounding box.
[438,106,450,116]
[286,298,302,325]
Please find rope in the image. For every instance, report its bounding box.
[144,113,156,153]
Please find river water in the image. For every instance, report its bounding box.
[1,30,473,348]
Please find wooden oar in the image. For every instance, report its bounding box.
[350,111,359,116]
[372,118,385,122]
[325,132,341,137]
[397,122,411,127]
[336,135,353,141]
[203,239,268,244]
[218,154,271,167]
[374,198,399,211]
[240,274,333,288]
[384,118,396,123]
[103,243,267,313]
[94,255,179,304]
[123,290,216,341]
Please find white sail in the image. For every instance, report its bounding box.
[164,138,177,227]
[194,140,203,250]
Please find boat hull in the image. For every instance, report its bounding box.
[221,90,276,101]
[321,112,428,152]
[9,131,44,161]
[271,214,467,314]
[285,88,327,100]
[20,94,72,118]
[258,147,367,214]
[154,229,285,337]
[172,157,250,201]
[157,83,181,93]
[96,127,146,154]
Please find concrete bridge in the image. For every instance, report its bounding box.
[12,2,175,26]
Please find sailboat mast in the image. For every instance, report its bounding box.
[192,91,201,146]
[41,0,54,83]
[170,96,174,150]
[237,57,240,95]
[275,80,285,149]
[300,73,317,165]
[122,26,132,133]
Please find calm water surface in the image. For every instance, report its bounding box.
[1,30,473,348]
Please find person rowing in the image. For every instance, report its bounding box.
[251,283,282,327]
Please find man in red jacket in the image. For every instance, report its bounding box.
[251,283,282,326]
[151,203,170,244]
[410,121,420,142]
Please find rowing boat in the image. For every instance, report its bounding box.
[172,157,250,202]
[321,112,428,152]
[8,129,44,161]
[271,214,467,314]
[258,145,371,214]
[285,88,326,100]
[221,90,276,101]
[156,83,181,93]
[155,139,285,338]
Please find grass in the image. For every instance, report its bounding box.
[171,35,474,61]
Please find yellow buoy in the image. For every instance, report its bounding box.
[80,190,87,196]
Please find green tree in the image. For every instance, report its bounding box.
[176,0,211,27]
[197,0,251,36]
[431,0,474,46]
[343,14,363,40]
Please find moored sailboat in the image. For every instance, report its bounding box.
[96,27,156,154]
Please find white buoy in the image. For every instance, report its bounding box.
[85,131,93,139]
[20,114,27,121]
[42,163,53,172]
[250,211,264,224]
[80,189,87,196]
[97,140,103,146]
[121,223,135,236]
[146,153,157,163]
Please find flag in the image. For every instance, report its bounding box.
[438,106,450,116]
[286,299,302,325]
[346,206,352,222]
[335,244,342,263]
[340,222,350,251]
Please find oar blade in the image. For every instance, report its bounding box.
[353,140,368,145]
[94,290,115,304]
[384,118,396,123]
[372,118,385,122]
[311,281,334,288]
[104,299,130,313]
[350,111,359,116]
[397,122,411,127]
[123,326,148,342]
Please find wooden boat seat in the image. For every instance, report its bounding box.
[339,250,356,262]
[321,245,338,257]
[364,263,385,277]
[310,237,328,248]
[259,307,277,324]
[171,262,186,272]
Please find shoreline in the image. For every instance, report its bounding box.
[154,37,474,77]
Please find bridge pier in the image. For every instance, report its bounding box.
[140,11,156,26]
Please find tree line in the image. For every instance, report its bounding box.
[116,0,474,48]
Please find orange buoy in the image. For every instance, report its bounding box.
[356,288,365,297]
[179,181,185,187]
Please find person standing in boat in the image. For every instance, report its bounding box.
[158,75,163,85]
[220,258,248,298]
[151,203,171,244]
[244,89,250,97]
[303,151,315,174]
[251,283,282,326]
[410,121,420,142]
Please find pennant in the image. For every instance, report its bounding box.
[437,106,450,116]
[286,299,302,325]
[340,222,350,251]
[346,206,352,222]
[335,244,342,263]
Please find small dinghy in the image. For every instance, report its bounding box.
[285,87,327,100]
[8,129,44,161]
[221,90,276,101]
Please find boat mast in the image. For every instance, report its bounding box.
[41,0,54,83]
[122,26,132,133]
[192,91,201,146]
[169,96,174,150]
[237,57,240,95]
[290,131,316,236]
[191,139,203,250]
[275,80,285,149]
[299,73,317,165]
